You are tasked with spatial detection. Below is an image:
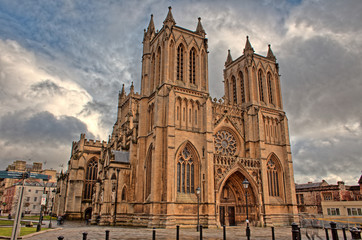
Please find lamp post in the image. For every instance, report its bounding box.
[196,186,201,232]
[36,179,48,232]
[242,179,250,240]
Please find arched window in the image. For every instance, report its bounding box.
[267,159,280,197]
[151,53,155,90]
[177,44,184,81]
[145,146,153,199]
[232,75,237,104]
[83,158,98,200]
[177,145,196,193]
[156,47,161,86]
[121,186,127,201]
[267,72,273,104]
[239,71,245,103]
[189,48,196,84]
[258,70,264,102]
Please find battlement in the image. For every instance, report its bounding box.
[85,139,107,147]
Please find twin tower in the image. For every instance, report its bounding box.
[57,7,298,228]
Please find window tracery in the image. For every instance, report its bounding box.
[214,130,237,156]
[267,159,280,197]
[177,146,195,193]
[83,158,98,200]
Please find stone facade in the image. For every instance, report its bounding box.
[56,7,298,227]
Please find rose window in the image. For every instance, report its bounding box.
[214,130,237,155]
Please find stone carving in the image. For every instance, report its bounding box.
[214,130,237,156]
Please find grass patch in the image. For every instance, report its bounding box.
[22,215,56,220]
[0,227,49,237]
[0,220,36,226]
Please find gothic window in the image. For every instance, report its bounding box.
[232,76,237,104]
[177,106,180,120]
[121,186,127,201]
[201,51,207,89]
[189,48,196,84]
[267,159,280,197]
[194,109,197,125]
[267,72,273,104]
[151,54,155,90]
[83,158,98,200]
[156,47,161,85]
[239,71,245,103]
[145,146,152,199]
[177,44,184,81]
[177,145,195,193]
[214,130,237,156]
[258,70,264,102]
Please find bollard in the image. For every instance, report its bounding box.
[291,223,299,240]
[223,225,226,240]
[83,232,88,240]
[105,230,110,240]
[330,222,339,240]
[58,237,64,240]
[342,227,347,240]
[350,227,361,240]
[325,228,330,240]
[152,227,156,240]
[199,225,203,240]
[298,227,301,240]
[176,225,179,240]
[271,226,275,240]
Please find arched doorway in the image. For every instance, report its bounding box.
[84,207,92,220]
[219,171,257,226]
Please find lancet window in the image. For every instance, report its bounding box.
[258,70,264,102]
[232,76,237,104]
[267,159,280,197]
[177,44,184,81]
[189,48,196,84]
[267,72,273,104]
[239,71,245,103]
[177,146,195,193]
[83,158,98,200]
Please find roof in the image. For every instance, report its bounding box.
[295,180,329,190]
[112,150,130,163]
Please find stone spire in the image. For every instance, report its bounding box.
[163,6,176,28]
[195,17,206,37]
[119,84,125,104]
[225,49,233,66]
[267,44,276,61]
[130,82,134,94]
[243,36,254,55]
[147,14,155,34]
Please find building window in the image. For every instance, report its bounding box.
[267,72,273,104]
[83,158,98,200]
[28,189,31,192]
[258,70,264,102]
[267,159,280,197]
[232,75,237,104]
[156,47,161,85]
[297,194,304,205]
[177,44,184,81]
[347,208,362,216]
[26,197,30,201]
[34,197,37,202]
[239,71,245,103]
[323,193,332,201]
[189,48,196,84]
[177,145,196,194]
[327,208,340,216]
[145,146,152,200]
[194,109,197,125]
[33,205,36,210]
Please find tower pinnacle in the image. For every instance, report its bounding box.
[195,17,206,37]
[163,6,176,28]
[267,44,276,61]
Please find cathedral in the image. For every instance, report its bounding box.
[55,7,298,228]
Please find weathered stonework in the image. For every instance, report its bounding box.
[56,7,298,227]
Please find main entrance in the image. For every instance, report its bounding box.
[219,171,257,226]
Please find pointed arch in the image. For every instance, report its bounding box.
[189,47,197,85]
[266,153,283,197]
[156,46,162,86]
[145,144,153,200]
[177,43,185,81]
[175,141,200,194]
[121,185,127,201]
[258,69,265,102]
[231,75,237,104]
[267,72,273,105]
[239,71,245,103]
[83,157,98,200]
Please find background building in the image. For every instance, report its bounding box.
[57,7,298,227]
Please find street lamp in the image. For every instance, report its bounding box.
[196,186,201,232]
[242,178,250,240]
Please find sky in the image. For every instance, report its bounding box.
[0,0,361,185]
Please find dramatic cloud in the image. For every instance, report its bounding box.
[0,0,361,184]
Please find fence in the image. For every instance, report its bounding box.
[57,222,361,240]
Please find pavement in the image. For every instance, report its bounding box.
[22,220,352,240]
